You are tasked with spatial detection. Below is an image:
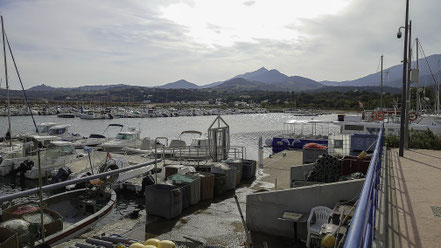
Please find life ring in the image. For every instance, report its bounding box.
[409,112,418,121]
[375,112,385,121]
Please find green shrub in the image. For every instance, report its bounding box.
[385,129,441,150]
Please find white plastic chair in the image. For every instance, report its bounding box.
[306,206,333,247]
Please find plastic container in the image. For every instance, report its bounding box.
[145,184,182,219]
[164,165,196,179]
[241,160,257,180]
[303,148,328,164]
[190,172,215,201]
[350,134,377,154]
[195,165,212,173]
[0,227,19,248]
[224,159,243,185]
[169,174,201,205]
[211,163,236,190]
[213,173,227,196]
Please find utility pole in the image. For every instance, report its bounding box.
[404,20,412,149]
[380,55,384,109]
[399,0,410,157]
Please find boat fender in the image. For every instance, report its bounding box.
[130,243,146,248]
[144,238,160,247]
[158,240,176,248]
[409,112,418,121]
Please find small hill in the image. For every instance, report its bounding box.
[28,84,58,91]
[159,79,200,89]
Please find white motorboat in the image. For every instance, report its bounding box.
[100,127,142,153]
[73,124,124,148]
[80,110,105,120]
[46,124,82,142]
[0,141,92,179]
[334,110,441,136]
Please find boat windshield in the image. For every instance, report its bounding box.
[45,145,75,159]
[48,128,66,135]
[37,125,50,133]
[116,133,134,140]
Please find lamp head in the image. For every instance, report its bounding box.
[397,30,402,39]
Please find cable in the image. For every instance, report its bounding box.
[4,31,39,132]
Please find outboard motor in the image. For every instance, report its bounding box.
[9,160,34,177]
[51,166,72,184]
[139,173,155,197]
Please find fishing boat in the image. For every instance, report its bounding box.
[0,188,116,248]
[73,124,124,148]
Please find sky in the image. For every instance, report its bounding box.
[0,0,440,89]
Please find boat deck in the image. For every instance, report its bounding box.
[375,148,441,247]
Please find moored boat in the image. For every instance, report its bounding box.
[0,188,116,248]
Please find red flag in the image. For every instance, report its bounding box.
[359,101,364,108]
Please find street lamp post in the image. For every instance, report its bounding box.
[398,0,410,157]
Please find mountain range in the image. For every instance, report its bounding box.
[28,54,441,92]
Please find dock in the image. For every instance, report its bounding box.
[253,150,303,190]
[376,148,441,247]
[54,152,300,247]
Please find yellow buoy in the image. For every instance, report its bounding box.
[158,240,176,248]
[130,242,146,248]
[144,238,160,247]
[321,234,336,248]
[145,246,158,248]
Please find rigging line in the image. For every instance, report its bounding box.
[417,41,438,85]
[376,56,381,72]
[5,32,39,133]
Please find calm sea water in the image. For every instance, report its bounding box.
[0,113,337,223]
[0,113,338,160]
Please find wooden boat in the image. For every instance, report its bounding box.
[0,188,116,248]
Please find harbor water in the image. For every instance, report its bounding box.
[0,113,337,224]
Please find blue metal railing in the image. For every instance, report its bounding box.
[344,125,385,248]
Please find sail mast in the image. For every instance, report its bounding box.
[380,55,383,109]
[1,16,12,147]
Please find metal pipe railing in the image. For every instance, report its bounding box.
[344,125,384,248]
[0,159,161,203]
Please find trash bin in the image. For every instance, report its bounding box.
[211,163,236,191]
[169,174,201,205]
[145,184,182,219]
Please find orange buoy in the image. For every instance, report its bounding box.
[375,112,385,121]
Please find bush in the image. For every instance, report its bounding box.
[386,129,441,150]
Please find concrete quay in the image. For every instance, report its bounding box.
[375,148,441,248]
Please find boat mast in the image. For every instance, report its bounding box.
[435,59,441,114]
[416,38,420,112]
[380,55,383,109]
[1,16,12,147]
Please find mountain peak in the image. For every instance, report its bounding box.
[158,79,199,89]
[256,67,268,72]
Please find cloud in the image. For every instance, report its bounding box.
[243,1,256,7]
[0,0,440,89]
